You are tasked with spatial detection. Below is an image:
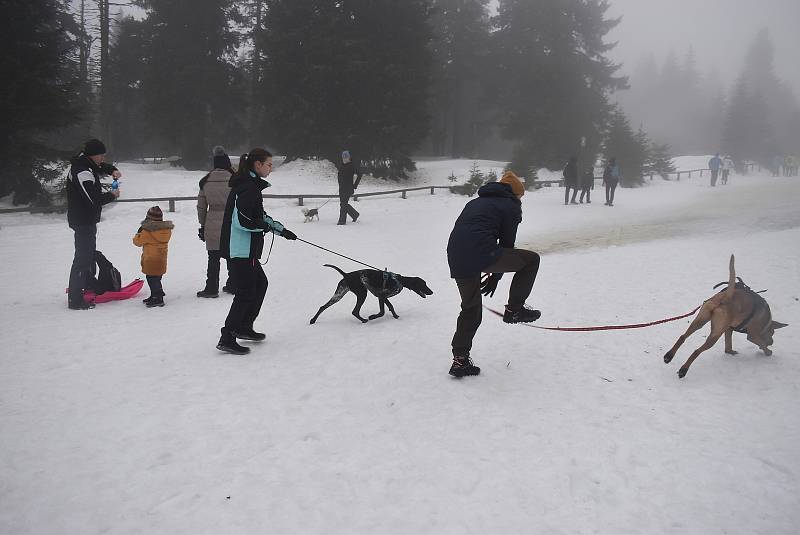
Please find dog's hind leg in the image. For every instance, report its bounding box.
[724,328,737,355]
[677,318,727,378]
[351,288,369,323]
[310,282,349,324]
[664,307,712,363]
[368,298,387,321]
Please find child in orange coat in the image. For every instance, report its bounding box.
[133,206,174,307]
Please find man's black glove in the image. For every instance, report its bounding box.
[198,227,205,242]
[480,273,502,297]
[281,228,297,240]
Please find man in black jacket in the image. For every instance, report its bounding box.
[66,139,121,309]
[446,171,541,377]
[337,150,362,225]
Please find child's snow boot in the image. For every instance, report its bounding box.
[449,356,481,378]
[216,329,250,355]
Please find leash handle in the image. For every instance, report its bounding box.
[296,238,381,270]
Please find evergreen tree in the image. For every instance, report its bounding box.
[603,108,648,186]
[0,0,82,204]
[492,0,626,173]
[260,0,433,179]
[427,0,492,157]
[131,0,244,169]
[644,142,676,179]
[721,75,774,165]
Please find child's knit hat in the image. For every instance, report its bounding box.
[146,206,163,221]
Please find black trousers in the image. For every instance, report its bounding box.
[565,185,578,204]
[205,250,230,291]
[146,275,164,297]
[338,193,360,224]
[68,224,97,303]
[223,258,268,332]
[452,248,540,358]
[710,169,719,186]
[579,186,591,203]
[605,180,618,204]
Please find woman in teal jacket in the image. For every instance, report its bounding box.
[217,148,297,355]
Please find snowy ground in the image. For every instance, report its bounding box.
[1,159,799,534]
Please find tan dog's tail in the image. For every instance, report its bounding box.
[726,254,736,300]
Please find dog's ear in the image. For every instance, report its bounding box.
[771,321,788,330]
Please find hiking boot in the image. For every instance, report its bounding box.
[222,285,235,294]
[234,326,266,341]
[503,305,541,324]
[197,288,219,298]
[449,356,480,378]
[216,329,250,355]
[68,299,95,310]
[145,296,164,308]
[337,221,346,226]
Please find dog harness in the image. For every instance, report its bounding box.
[712,278,768,334]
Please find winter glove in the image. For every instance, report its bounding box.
[480,273,502,298]
[198,227,205,242]
[281,228,297,241]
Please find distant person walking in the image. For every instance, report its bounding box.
[579,165,593,203]
[721,155,734,185]
[563,156,579,205]
[337,150,362,225]
[217,148,298,355]
[66,138,121,310]
[772,155,783,177]
[708,153,722,186]
[603,157,619,206]
[197,146,234,298]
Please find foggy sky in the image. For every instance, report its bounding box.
[606,0,800,97]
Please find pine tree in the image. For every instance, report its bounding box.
[0,0,82,204]
[130,0,244,169]
[644,142,676,179]
[261,0,433,179]
[603,109,648,186]
[492,0,626,173]
[428,0,491,157]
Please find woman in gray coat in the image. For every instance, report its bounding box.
[197,146,234,298]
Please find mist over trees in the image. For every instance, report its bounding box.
[5,1,800,203]
[617,30,800,163]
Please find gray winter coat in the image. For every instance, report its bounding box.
[197,169,232,251]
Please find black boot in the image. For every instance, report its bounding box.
[503,305,541,324]
[216,329,250,355]
[145,296,164,307]
[222,285,235,294]
[449,356,481,378]
[197,288,219,298]
[68,299,95,310]
[234,326,266,341]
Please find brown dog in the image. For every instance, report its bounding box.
[664,255,787,378]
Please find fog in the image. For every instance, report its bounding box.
[607,0,800,96]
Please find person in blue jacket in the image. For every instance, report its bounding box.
[446,170,541,378]
[217,148,298,355]
[708,153,722,187]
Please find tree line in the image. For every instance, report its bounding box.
[9,0,791,205]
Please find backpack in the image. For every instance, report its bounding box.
[91,250,122,294]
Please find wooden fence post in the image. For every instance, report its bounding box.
[353,195,358,202]
[402,190,407,199]
[677,172,681,181]
[430,187,435,195]
[168,199,175,212]
[700,169,704,177]
[298,196,304,206]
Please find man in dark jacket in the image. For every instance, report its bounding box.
[563,156,579,205]
[66,139,121,309]
[217,148,297,355]
[446,171,541,377]
[337,150,362,225]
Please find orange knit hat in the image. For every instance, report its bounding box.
[500,170,525,197]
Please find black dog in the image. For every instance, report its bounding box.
[310,264,433,324]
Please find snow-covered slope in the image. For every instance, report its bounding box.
[1,160,798,534]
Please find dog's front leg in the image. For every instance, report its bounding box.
[724,328,738,355]
[385,298,399,319]
[368,298,386,321]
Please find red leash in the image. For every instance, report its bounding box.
[483,304,703,332]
